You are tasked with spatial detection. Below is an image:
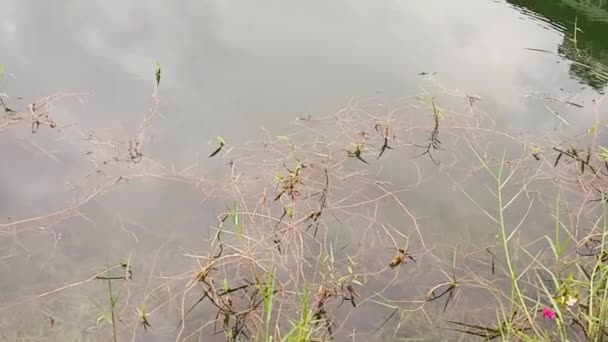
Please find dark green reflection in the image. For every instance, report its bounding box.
[509,0,608,90]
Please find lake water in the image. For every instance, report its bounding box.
[0,1,607,341]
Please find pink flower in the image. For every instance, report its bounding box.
[542,307,556,319]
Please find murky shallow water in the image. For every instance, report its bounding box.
[1,1,607,341]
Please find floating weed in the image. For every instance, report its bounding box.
[416,96,443,165]
[337,255,361,308]
[0,94,14,114]
[209,136,226,158]
[136,303,151,332]
[466,94,482,108]
[553,146,597,175]
[425,248,459,312]
[546,96,584,109]
[177,262,217,328]
[274,160,305,202]
[444,316,530,341]
[346,142,369,164]
[180,259,263,340]
[28,96,59,134]
[311,285,335,339]
[155,62,161,87]
[305,168,330,238]
[531,146,541,161]
[374,121,394,159]
[120,256,133,281]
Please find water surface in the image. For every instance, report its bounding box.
[0,0,607,340]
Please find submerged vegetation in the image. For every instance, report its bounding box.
[0,64,607,341]
[2,9,608,342]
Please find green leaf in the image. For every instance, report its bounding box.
[597,146,608,161]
